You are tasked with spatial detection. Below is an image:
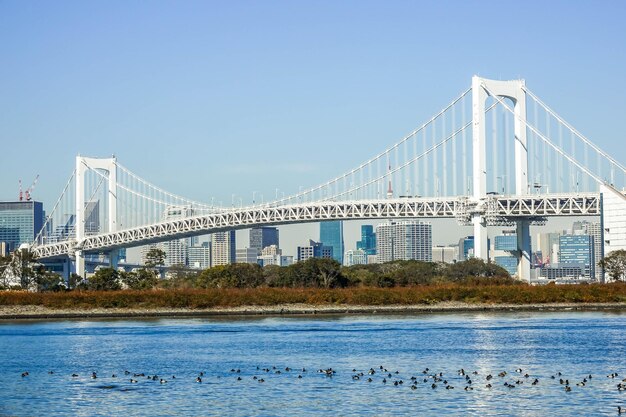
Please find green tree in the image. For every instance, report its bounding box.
[145,247,166,269]
[196,263,264,288]
[443,258,511,281]
[33,268,65,292]
[68,273,85,290]
[279,258,345,288]
[121,269,159,290]
[86,267,121,291]
[599,250,626,282]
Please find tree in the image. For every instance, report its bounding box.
[443,258,511,281]
[121,269,158,290]
[599,250,626,282]
[196,263,264,288]
[33,267,65,292]
[86,267,121,291]
[145,247,166,269]
[68,273,85,290]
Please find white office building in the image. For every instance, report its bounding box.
[344,249,368,266]
[188,242,211,270]
[375,221,432,263]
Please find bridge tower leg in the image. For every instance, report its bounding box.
[472,76,489,261]
[75,155,118,276]
[472,76,530,280]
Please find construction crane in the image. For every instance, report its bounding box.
[18,175,39,201]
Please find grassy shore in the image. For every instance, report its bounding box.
[2,283,626,311]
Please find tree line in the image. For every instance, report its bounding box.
[4,247,626,292]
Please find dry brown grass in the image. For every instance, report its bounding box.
[2,283,626,310]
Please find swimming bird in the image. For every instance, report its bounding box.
[618,406,625,414]
[196,377,202,383]
[71,374,78,377]
[130,379,138,383]
[91,372,97,379]
[160,379,167,384]
[21,372,29,378]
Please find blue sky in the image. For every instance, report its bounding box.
[1,1,625,254]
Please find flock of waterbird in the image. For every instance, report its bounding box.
[18,365,626,413]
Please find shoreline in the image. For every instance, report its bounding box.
[2,301,626,320]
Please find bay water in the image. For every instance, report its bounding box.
[1,311,626,416]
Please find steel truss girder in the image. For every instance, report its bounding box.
[31,194,600,259]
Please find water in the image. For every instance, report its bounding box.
[1,311,626,416]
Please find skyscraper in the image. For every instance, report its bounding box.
[559,234,594,278]
[0,201,45,252]
[375,221,432,263]
[458,236,475,261]
[189,242,211,269]
[320,221,344,264]
[249,227,279,252]
[297,240,333,262]
[573,221,604,281]
[211,230,236,266]
[356,225,376,255]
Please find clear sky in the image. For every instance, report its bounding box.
[1,1,625,256]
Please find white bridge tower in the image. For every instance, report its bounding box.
[472,76,531,280]
[75,156,118,276]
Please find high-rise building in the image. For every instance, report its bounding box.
[344,249,368,266]
[356,224,376,255]
[249,227,279,253]
[297,240,333,262]
[356,225,376,255]
[236,248,259,264]
[189,242,211,270]
[493,231,518,276]
[261,245,281,256]
[536,232,561,265]
[320,221,344,264]
[375,221,432,263]
[458,236,474,261]
[432,246,457,263]
[573,220,604,281]
[559,234,594,278]
[211,230,236,266]
[0,201,45,252]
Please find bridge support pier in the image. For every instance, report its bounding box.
[109,249,119,270]
[473,214,489,261]
[516,220,531,282]
[75,250,85,277]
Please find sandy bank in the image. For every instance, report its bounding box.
[2,302,626,320]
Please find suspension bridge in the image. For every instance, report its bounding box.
[28,76,626,281]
